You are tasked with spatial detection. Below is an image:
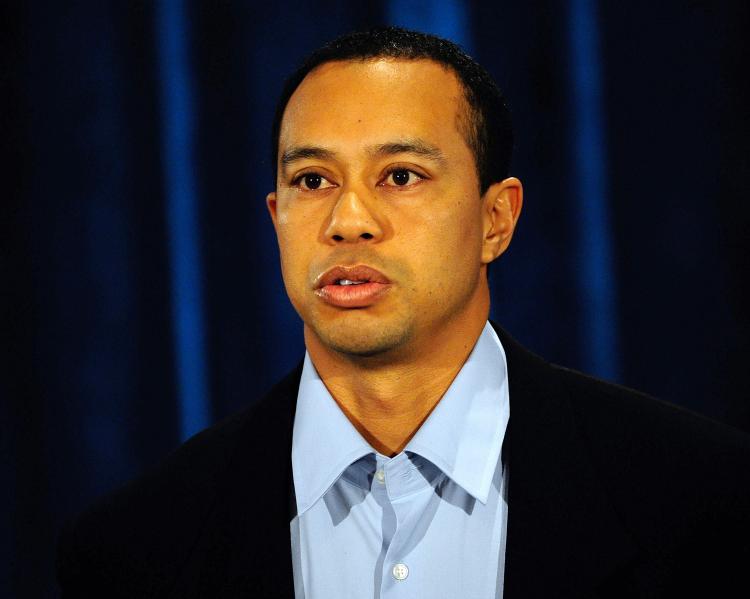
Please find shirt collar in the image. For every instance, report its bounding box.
[405,321,509,504]
[291,321,510,515]
[291,352,372,516]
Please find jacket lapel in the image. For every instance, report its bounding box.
[168,364,302,599]
[494,324,636,598]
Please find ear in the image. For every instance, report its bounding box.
[481,177,523,264]
[266,191,279,231]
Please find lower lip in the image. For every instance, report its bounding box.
[315,282,391,308]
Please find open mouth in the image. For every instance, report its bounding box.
[314,265,391,289]
[314,265,392,308]
[336,279,367,286]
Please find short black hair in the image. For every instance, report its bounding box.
[270,27,513,193]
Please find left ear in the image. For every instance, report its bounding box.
[481,177,523,264]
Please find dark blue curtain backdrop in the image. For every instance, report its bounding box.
[4,1,749,596]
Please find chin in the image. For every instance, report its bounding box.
[312,313,414,358]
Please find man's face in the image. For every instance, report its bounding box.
[268,58,509,358]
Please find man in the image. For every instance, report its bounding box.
[57,27,750,598]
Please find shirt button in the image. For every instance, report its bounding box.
[392,563,409,581]
[375,470,385,483]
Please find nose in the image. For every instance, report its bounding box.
[323,190,384,244]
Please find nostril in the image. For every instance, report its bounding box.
[333,234,344,241]
[361,233,373,240]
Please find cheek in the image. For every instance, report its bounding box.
[399,204,483,305]
[275,209,290,226]
[276,206,317,261]
[407,200,482,265]
[275,222,310,287]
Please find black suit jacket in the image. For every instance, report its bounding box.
[57,324,750,598]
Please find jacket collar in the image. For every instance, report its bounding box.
[494,322,636,599]
[168,364,302,599]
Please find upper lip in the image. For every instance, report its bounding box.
[314,265,391,289]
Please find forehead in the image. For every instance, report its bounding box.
[279,58,468,155]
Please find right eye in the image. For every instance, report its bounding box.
[293,173,335,191]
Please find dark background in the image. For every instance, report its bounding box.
[4,1,749,596]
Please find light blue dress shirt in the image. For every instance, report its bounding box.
[290,322,510,598]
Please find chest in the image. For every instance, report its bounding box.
[291,456,508,599]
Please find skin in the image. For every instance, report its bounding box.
[267,58,522,456]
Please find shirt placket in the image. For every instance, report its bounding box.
[375,454,430,599]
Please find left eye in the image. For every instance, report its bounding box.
[382,169,422,187]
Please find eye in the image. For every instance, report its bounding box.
[381,168,424,187]
[293,172,335,191]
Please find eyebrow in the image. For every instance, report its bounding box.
[279,138,447,170]
[367,139,447,166]
[280,146,336,168]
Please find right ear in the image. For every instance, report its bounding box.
[266,192,278,231]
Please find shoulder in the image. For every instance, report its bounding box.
[550,363,750,541]
[57,407,254,595]
[497,322,750,524]
[552,362,750,478]
[495,319,750,478]
[57,364,301,596]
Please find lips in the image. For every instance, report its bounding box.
[314,265,392,308]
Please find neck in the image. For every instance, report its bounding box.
[305,289,489,457]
